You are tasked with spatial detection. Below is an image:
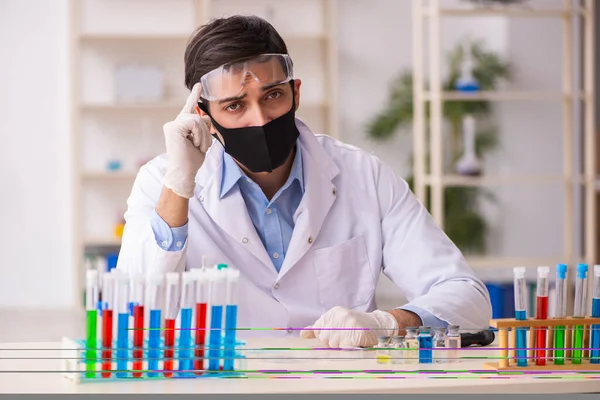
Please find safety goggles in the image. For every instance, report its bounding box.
[199,53,294,102]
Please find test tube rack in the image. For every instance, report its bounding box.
[61,335,247,383]
[483,317,600,371]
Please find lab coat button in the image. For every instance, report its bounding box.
[308,237,313,244]
[242,237,249,244]
[273,283,280,289]
[161,241,168,248]
[332,188,337,195]
[199,196,204,202]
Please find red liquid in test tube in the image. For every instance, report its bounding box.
[535,266,550,366]
[133,305,145,377]
[164,319,176,377]
[101,309,113,378]
[194,303,207,373]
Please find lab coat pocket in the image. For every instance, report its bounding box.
[313,234,375,310]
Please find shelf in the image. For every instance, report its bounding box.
[84,238,122,247]
[425,7,586,18]
[81,102,182,111]
[466,256,568,270]
[423,174,566,187]
[79,33,190,41]
[82,171,137,181]
[422,91,585,102]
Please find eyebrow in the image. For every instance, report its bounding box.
[217,83,287,104]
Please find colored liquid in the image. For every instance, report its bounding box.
[223,305,238,371]
[418,336,433,364]
[194,303,207,374]
[178,308,193,374]
[116,313,129,378]
[592,298,600,364]
[101,309,113,378]
[572,325,584,364]
[209,305,223,371]
[553,326,565,365]
[85,310,97,378]
[515,310,527,367]
[376,354,391,364]
[163,319,176,377]
[147,310,161,377]
[132,305,144,377]
[535,296,548,366]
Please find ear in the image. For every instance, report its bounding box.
[293,79,302,111]
[196,104,218,135]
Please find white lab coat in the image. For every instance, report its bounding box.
[116,118,491,338]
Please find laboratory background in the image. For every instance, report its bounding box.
[0,0,599,343]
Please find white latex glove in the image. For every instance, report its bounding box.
[162,82,221,199]
[300,306,399,348]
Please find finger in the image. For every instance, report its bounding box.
[300,326,316,339]
[176,114,203,147]
[180,82,203,116]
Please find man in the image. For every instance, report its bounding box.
[117,15,491,348]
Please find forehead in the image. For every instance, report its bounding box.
[204,56,289,100]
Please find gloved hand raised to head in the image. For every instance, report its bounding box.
[300,306,400,348]
[162,82,224,199]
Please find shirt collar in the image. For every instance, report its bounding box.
[220,141,305,199]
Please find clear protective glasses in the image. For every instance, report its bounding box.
[199,53,294,102]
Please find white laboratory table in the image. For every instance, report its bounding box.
[0,337,599,394]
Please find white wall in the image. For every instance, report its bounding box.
[0,0,73,308]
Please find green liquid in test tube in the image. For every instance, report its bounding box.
[572,264,588,364]
[85,270,99,378]
[553,264,568,365]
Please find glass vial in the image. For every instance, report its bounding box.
[433,327,447,364]
[404,327,419,364]
[391,335,405,364]
[445,325,461,363]
[418,326,433,364]
[376,336,391,364]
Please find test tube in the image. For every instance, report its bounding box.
[163,272,180,377]
[535,266,549,366]
[224,268,240,371]
[193,268,209,374]
[591,265,600,364]
[208,268,226,371]
[418,327,433,364]
[131,273,145,378]
[433,327,447,364]
[376,336,391,364]
[572,264,588,364]
[101,273,114,378]
[513,267,528,367]
[178,271,195,375]
[146,272,163,377]
[404,327,419,364]
[553,264,568,365]
[444,325,461,363]
[85,270,99,378]
[114,271,130,378]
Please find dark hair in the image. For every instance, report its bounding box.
[184,15,289,90]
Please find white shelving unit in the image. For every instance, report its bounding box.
[412,0,596,270]
[70,0,339,305]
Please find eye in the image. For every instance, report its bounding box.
[266,90,283,100]
[224,102,243,112]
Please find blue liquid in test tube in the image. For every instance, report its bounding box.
[146,272,164,377]
[112,272,130,378]
[208,268,226,371]
[514,267,528,367]
[224,268,240,371]
[178,271,195,375]
[591,266,600,364]
[418,327,433,364]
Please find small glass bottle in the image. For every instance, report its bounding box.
[433,327,447,364]
[376,336,391,364]
[445,325,461,363]
[391,335,405,364]
[418,326,433,364]
[404,327,419,364]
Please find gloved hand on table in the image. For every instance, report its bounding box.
[162,82,223,199]
[300,306,402,348]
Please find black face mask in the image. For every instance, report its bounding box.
[198,81,299,173]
